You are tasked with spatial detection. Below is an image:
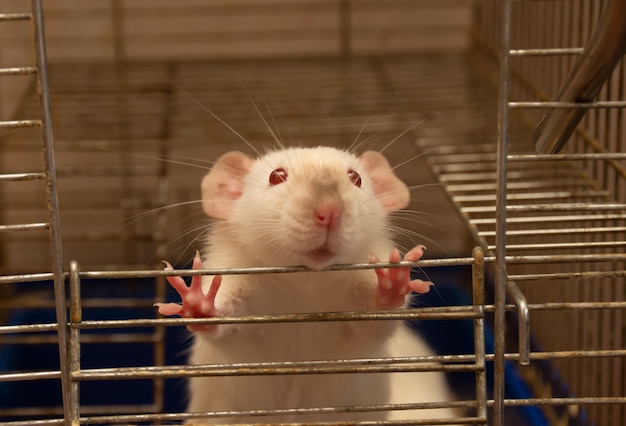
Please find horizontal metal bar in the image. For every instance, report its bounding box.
[464,203,626,213]
[77,406,481,426]
[0,66,37,76]
[77,257,476,280]
[509,47,583,56]
[73,358,482,381]
[509,269,626,282]
[0,256,476,285]
[474,348,626,362]
[0,119,42,129]
[446,181,594,193]
[0,370,60,383]
[509,153,626,161]
[495,241,626,251]
[454,190,608,203]
[503,254,626,264]
[0,13,31,21]
[483,302,626,315]
[5,299,623,335]
[5,348,624,385]
[0,323,58,335]
[1,257,477,285]
[510,100,626,109]
[481,226,626,237]
[439,169,587,183]
[507,203,626,212]
[502,396,626,408]
[0,418,63,426]
[76,307,482,330]
[0,222,49,232]
[472,213,626,225]
[528,302,626,312]
[0,172,46,182]
[0,272,55,284]
[0,409,64,425]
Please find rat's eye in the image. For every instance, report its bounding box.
[269,168,288,185]
[347,169,361,187]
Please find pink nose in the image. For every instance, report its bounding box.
[314,197,344,228]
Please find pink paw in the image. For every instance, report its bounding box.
[370,245,433,308]
[154,251,221,332]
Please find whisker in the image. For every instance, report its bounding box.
[242,85,285,151]
[392,147,440,172]
[405,182,444,192]
[105,148,214,171]
[165,223,213,266]
[391,211,447,228]
[378,107,455,155]
[348,121,369,153]
[169,79,262,157]
[385,224,447,254]
[98,200,206,231]
[352,131,384,154]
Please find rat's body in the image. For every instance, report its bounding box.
[158,147,457,423]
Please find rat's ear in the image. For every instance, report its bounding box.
[358,151,410,212]
[201,151,253,219]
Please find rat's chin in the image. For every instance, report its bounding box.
[303,247,337,270]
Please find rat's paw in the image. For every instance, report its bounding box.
[370,245,433,308]
[154,251,221,332]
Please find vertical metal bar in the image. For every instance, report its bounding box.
[505,280,530,365]
[495,0,512,424]
[69,261,82,425]
[472,246,488,424]
[30,1,71,425]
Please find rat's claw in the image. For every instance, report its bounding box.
[154,302,184,316]
[404,245,426,262]
[409,278,434,294]
[404,246,433,294]
[374,245,432,308]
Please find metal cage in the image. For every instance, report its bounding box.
[1,0,625,425]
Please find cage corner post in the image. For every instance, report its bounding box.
[494,0,513,424]
[30,0,75,424]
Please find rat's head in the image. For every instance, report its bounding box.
[201,147,409,269]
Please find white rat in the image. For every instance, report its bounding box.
[156,146,458,423]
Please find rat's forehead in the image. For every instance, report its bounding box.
[257,147,359,170]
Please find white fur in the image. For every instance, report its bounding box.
[187,147,458,423]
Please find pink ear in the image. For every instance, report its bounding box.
[358,151,410,212]
[201,151,253,219]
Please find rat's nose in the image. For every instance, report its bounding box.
[314,195,344,229]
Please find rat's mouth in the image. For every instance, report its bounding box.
[305,244,336,266]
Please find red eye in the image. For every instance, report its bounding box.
[269,168,288,185]
[348,169,361,187]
